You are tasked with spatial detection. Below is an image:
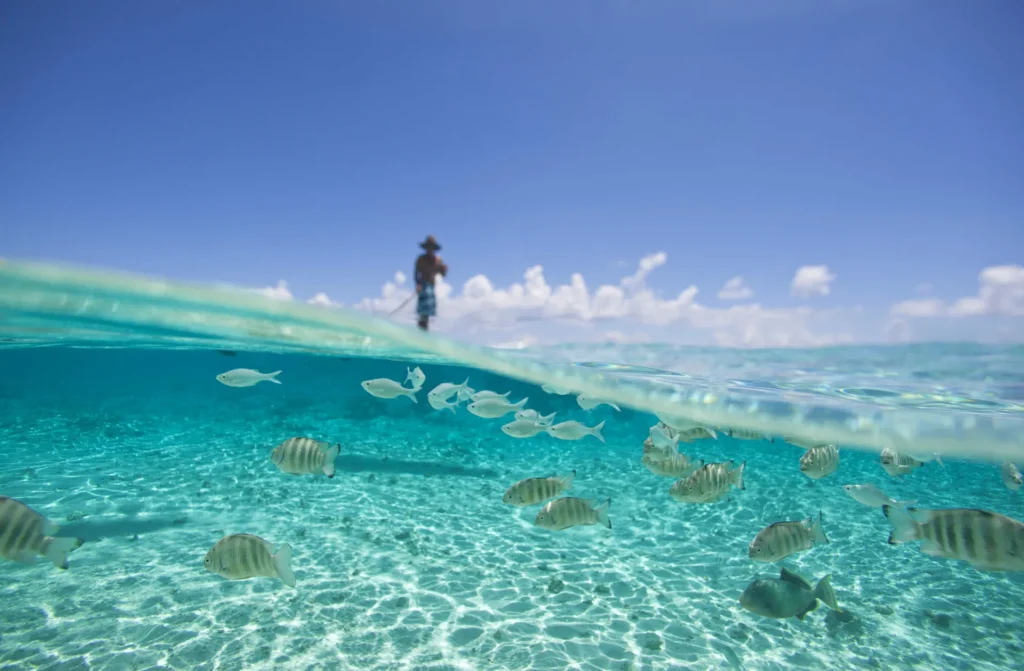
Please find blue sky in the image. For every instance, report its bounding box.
[1,1,1022,345]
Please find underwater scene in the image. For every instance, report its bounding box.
[2,261,1024,671]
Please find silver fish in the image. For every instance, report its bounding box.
[535,497,611,531]
[216,368,282,387]
[724,428,772,442]
[799,444,839,480]
[502,472,575,506]
[576,394,621,412]
[643,437,676,460]
[641,453,702,478]
[204,533,296,587]
[271,437,340,478]
[676,427,717,442]
[361,378,418,402]
[669,461,746,504]
[879,448,923,477]
[749,512,829,562]
[467,397,528,419]
[405,366,426,390]
[0,497,84,570]
[547,420,605,443]
[1002,462,1022,491]
[501,419,548,439]
[515,409,556,426]
[841,484,913,508]
[884,506,1024,571]
[739,567,840,620]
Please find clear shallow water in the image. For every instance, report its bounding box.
[2,261,1024,670]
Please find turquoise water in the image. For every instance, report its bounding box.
[2,261,1024,670]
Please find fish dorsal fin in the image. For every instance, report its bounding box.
[779,567,811,589]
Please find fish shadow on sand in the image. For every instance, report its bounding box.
[337,455,497,479]
[60,515,188,542]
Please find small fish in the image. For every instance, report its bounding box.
[216,368,282,387]
[1002,462,1022,491]
[879,448,924,477]
[643,437,676,460]
[515,409,556,426]
[884,506,1024,571]
[271,437,340,478]
[783,436,827,450]
[501,419,549,439]
[361,378,418,402]
[547,420,606,443]
[649,423,679,450]
[541,383,574,395]
[535,497,611,531]
[216,350,237,357]
[724,428,771,442]
[641,453,702,478]
[799,444,840,480]
[405,366,426,390]
[739,567,840,620]
[457,386,476,402]
[467,397,528,419]
[472,390,511,402]
[676,427,717,442]
[0,497,84,570]
[576,394,621,412]
[503,471,575,506]
[841,484,913,508]
[427,393,459,413]
[428,379,470,403]
[655,413,702,431]
[669,461,745,504]
[749,512,829,563]
[204,534,296,587]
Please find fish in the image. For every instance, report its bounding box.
[427,393,459,414]
[216,350,237,357]
[428,379,469,402]
[216,368,282,387]
[1002,462,1022,491]
[576,394,621,412]
[456,386,476,402]
[739,567,840,620]
[669,461,745,504]
[879,448,924,477]
[503,471,575,506]
[783,436,828,450]
[541,383,574,395]
[466,397,528,419]
[535,497,611,531]
[515,409,556,426]
[204,533,296,587]
[405,366,426,390]
[0,497,85,570]
[547,420,606,443]
[655,413,702,431]
[641,453,703,478]
[361,378,418,402]
[749,512,829,562]
[271,437,340,478]
[501,419,549,439]
[883,506,1024,571]
[723,428,771,442]
[643,437,676,460]
[799,444,840,480]
[676,427,717,442]
[841,483,914,508]
[649,423,679,450]
[472,390,511,402]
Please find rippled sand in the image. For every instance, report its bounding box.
[3,378,1024,671]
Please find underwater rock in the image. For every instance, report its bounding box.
[65,511,86,522]
[642,634,663,652]
[547,577,565,594]
[594,584,611,595]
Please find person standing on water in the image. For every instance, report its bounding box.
[414,235,447,331]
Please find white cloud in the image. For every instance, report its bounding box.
[260,280,293,301]
[717,276,754,301]
[791,265,836,298]
[891,265,1024,318]
[308,292,341,307]
[621,252,667,292]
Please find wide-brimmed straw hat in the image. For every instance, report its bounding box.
[419,235,441,251]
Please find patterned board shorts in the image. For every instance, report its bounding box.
[417,284,436,318]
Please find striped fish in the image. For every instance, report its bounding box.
[883,506,1024,572]
[271,437,340,478]
[535,497,611,531]
[799,445,839,480]
[879,448,924,477]
[503,471,575,506]
[641,453,703,478]
[669,461,746,503]
[643,437,676,460]
[204,534,296,586]
[724,428,772,442]
[649,423,679,450]
[0,496,84,570]
[676,427,717,442]
[749,512,829,562]
[1002,462,1022,491]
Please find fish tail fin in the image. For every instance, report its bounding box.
[267,371,283,384]
[812,510,829,544]
[732,461,746,490]
[540,412,556,426]
[814,575,840,611]
[42,536,84,570]
[594,498,612,529]
[446,403,457,414]
[935,455,946,469]
[274,543,296,587]
[560,470,576,491]
[883,505,920,544]
[323,444,340,478]
[592,420,606,443]
[611,403,621,412]
[405,387,418,403]
[514,397,529,409]
[708,428,718,439]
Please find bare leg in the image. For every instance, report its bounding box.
[418,317,429,331]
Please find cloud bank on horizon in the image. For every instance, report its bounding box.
[258,254,1024,349]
